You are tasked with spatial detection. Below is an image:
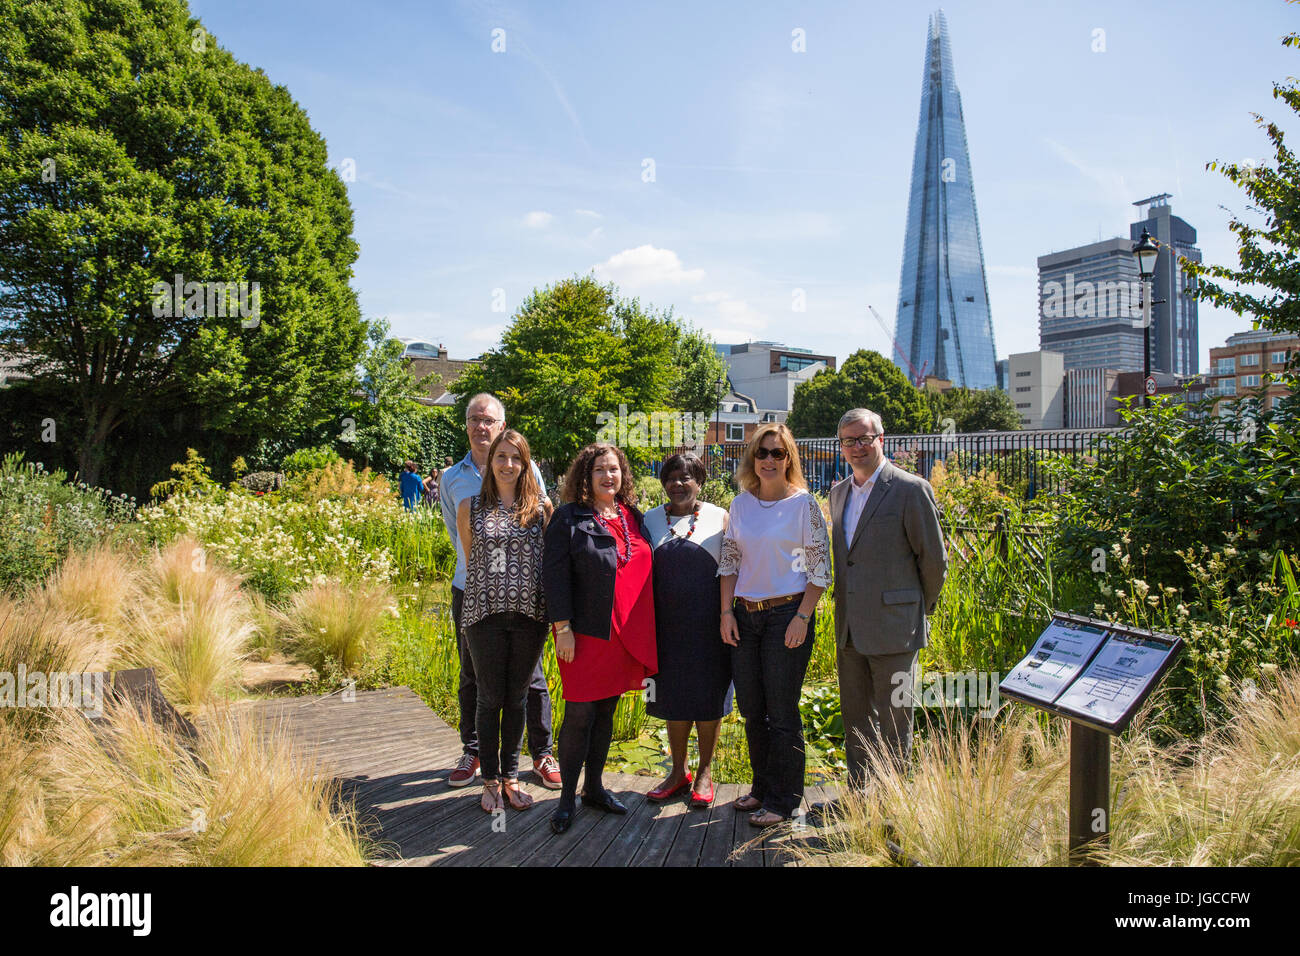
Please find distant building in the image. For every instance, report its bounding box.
[1065,366,1121,428]
[1038,237,1144,372]
[398,338,477,406]
[720,341,835,413]
[1007,351,1064,429]
[1131,194,1201,377]
[1207,329,1297,413]
[892,10,998,389]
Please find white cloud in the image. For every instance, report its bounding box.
[522,211,553,229]
[592,245,705,287]
[574,208,602,218]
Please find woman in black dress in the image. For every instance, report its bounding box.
[643,452,731,808]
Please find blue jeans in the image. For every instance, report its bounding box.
[731,602,814,818]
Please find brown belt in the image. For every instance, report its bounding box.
[734,593,802,612]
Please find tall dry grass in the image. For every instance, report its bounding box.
[798,708,1070,866]
[279,581,391,675]
[797,668,1300,866]
[117,537,253,709]
[1106,670,1300,866]
[26,543,141,671]
[3,703,371,866]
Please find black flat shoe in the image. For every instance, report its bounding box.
[581,789,628,814]
[550,807,574,834]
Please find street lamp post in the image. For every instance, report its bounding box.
[1132,228,1160,408]
[712,376,726,477]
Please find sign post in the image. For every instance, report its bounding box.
[999,613,1182,865]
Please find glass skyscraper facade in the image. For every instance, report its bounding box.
[893,10,997,389]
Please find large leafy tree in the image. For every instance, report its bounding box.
[0,0,365,486]
[787,349,931,437]
[670,323,730,413]
[1188,22,1300,376]
[925,386,1021,432]
[448,275,683,469]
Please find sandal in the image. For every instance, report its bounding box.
[502,777,534,811]
[481,779,503,814]
[734,793,762,812]
[748,809,785,828]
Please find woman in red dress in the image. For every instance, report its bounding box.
[542,442,657,834]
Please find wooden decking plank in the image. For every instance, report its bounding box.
[696,782,742,867]
[556,774,656,868]
[443,782,558,867]
[630,793,691,867]
[592,777,663,867]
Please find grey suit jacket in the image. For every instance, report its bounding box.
[830,460,947,655]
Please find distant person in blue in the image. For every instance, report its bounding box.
[399,460,423,510]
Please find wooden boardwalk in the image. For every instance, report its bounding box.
[238,687,834,867]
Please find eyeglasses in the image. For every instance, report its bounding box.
[753,447,789,461]
[467,416,501,428]
[839,434,881,448]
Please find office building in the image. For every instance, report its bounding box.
[892,10,998,389]
[1038,238,1144,371]
[720,342,835,413]
[1130,194,1201,376]
[1007,350,1064,429]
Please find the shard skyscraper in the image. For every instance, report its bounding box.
[893,10,997,389]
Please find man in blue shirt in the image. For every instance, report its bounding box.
[399,460,423,510]
[439,393,560,789]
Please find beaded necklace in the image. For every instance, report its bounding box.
[593,503,632,565]
[665,503,700,539]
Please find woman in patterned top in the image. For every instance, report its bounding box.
[457,429,553,814]
[718,423,831,827]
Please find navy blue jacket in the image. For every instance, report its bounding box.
[543,501,651,641]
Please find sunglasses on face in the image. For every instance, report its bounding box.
[754,447,789,461]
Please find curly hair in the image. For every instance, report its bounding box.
[562,442,638,507]
[735,422,807,495]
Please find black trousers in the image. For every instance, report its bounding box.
[464,612,549,780]
[731,602,814,818]
[452,586,553,759]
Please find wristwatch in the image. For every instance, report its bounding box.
[795,611,811,622]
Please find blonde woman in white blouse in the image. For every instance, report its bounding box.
[718,423,831,827]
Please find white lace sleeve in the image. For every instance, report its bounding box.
[717,503,741,577]
[803,496,831,588]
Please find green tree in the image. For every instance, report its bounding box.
[0,0,365,486]
[1188,22,1300,376]
[670,324,730,414]
[448,275,679,469]
[925,386,1021,432]
[787,349,931,437]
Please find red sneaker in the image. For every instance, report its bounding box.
[533,754,562,790]
[449,753,479,788]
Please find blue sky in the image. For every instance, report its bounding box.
[190,0,1299,373]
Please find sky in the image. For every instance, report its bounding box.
[189,0,1300,374]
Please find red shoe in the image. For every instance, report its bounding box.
[448,753,479,788]
[690,782,715,809]
[533,754,562,790]
[647,772,693,802]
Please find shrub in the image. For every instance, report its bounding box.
[282,459,394,506]
[0,453,134,592]
[281,445,342,477]
[149,448,220,502]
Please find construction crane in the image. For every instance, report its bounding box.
[868,304,929,387]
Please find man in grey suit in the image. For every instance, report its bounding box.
[829,408,946,790]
